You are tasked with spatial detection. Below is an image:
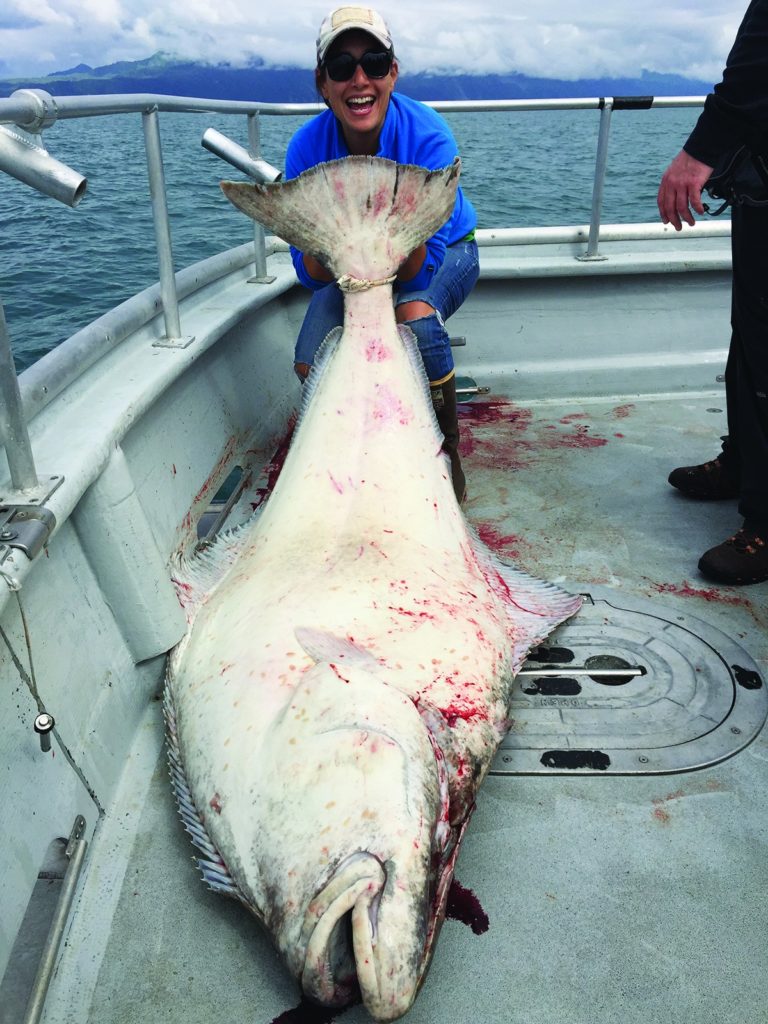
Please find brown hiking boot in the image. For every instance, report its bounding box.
[698,526,768,585]
[430,375,467,504]
[668,455,739,500]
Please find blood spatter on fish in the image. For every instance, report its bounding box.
[445,878,490,934]
[173,580,196,609]
[440,699,489,728]
[387,604,437,622]
[365,336,390,362]
[371,185,390,216]
[328,472,345,495]
[371,384,412,426]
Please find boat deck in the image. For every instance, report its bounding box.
[40,387,768,1024]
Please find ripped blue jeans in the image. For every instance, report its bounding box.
[294,240,479,383]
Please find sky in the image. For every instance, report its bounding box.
[0,0,751,82]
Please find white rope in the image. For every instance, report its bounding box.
[0,564,21,591]
[336,272,397,293]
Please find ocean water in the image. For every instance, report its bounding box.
[0,104,712,371]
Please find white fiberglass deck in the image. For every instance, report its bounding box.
[41,387,768,1024]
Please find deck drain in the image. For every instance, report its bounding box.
[583,654,642,686]
[492,585,767,776]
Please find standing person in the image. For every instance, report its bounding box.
[285,6,479,503]
[657,0,768,585]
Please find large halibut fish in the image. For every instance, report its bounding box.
[165,156,581,1021]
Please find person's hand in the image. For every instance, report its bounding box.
[657,150,714,231]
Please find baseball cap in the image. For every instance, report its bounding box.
[316,6,394,64]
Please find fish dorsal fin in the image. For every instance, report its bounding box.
[295,626,380,670]
[295,325,343,430]
[397,323,446,451]
[163,680,245,901]
[171,520,254,611]
[222,156,460,280]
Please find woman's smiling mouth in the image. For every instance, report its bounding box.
[347,95,376,114]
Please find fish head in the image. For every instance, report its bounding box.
[253,635,451,1020]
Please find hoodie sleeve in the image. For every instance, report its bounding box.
[285,121,336,291]
[396,113,462,293]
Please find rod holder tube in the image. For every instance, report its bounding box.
[201,126,282,184]
[0,299,39,491]
[0,124,86,208]
[202,124,280,282]
[142,109,182,341]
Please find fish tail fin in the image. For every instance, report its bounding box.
[221,156,460,281]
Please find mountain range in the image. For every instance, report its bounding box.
[0,51,714,102]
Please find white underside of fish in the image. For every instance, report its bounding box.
[166,157,581,1021]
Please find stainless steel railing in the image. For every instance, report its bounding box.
[0,89,707,498]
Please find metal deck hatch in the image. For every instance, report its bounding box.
[491,586,767,776]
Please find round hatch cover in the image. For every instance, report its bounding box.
[491,586,767,775]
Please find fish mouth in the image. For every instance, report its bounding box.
[299,851,388,1010]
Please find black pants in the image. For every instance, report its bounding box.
[724,202,768,528]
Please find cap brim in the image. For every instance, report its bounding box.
[318,24,392,62]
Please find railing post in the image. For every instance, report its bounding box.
[142,108,194,347]
[246,112,276,284]
[0,298,39,492]
[578,98,613,262]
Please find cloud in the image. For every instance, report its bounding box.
[0,13,47,29]
[0,0,748,82]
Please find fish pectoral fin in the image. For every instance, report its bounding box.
[470,532,583,666]
[295,626,380,670]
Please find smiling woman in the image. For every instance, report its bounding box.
[283,5,480,502]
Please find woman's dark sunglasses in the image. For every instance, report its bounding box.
[323,50,393,82]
